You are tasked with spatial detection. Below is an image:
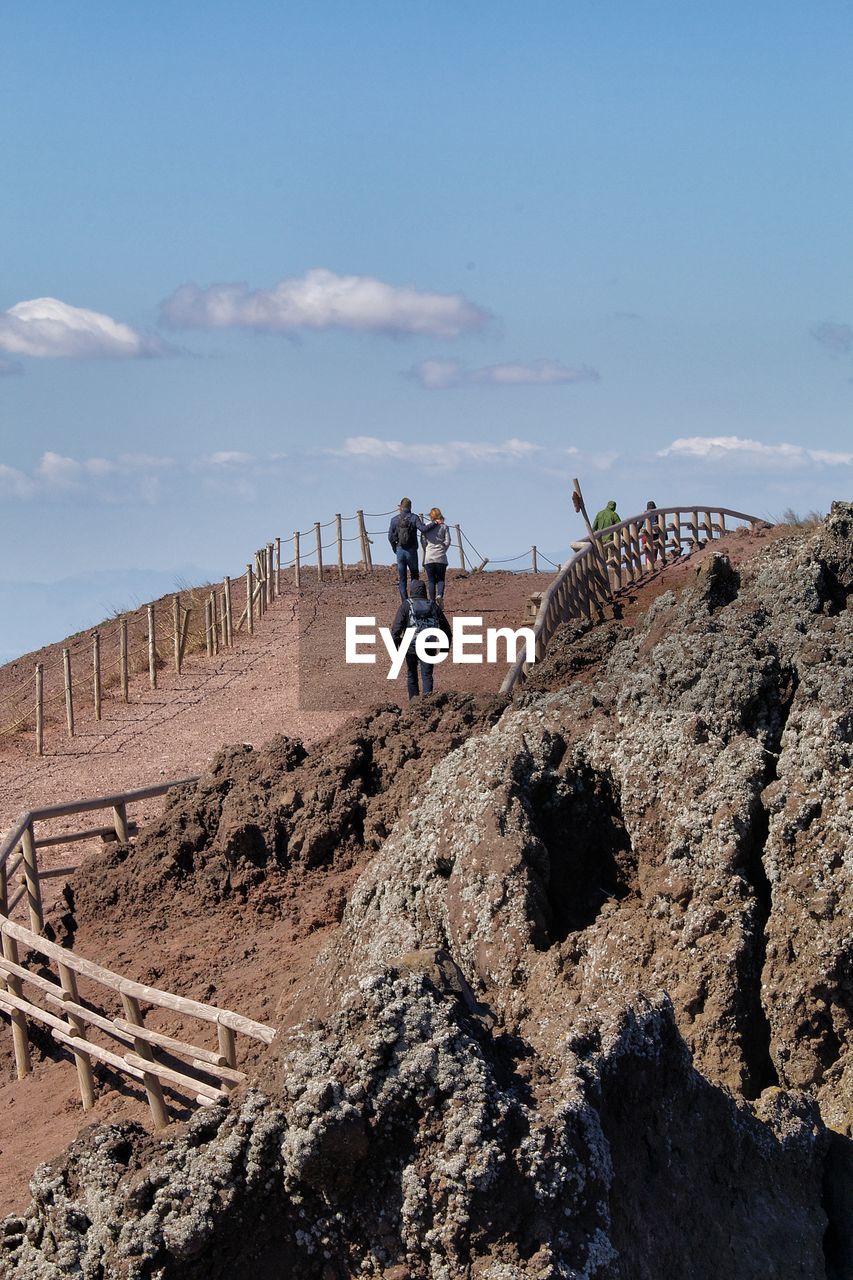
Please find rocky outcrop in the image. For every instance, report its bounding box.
[3,506,851,1279]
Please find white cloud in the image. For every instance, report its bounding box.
[811,321,853,356]
[0,464,33,498]
[206,451,255,467]
[0,297,168,361]
[159,269,488,338]
[330,435,543,470]
[0,451,178,504]
[410,358,599,389]
[657,435,853,468]
[36,451,85,487]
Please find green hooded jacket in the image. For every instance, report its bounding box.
[592,500,621,541]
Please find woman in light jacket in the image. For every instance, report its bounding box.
[420,507,452,604]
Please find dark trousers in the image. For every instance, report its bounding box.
[405,651,434,698]
[396,546,420,603]
[424,562,447,602]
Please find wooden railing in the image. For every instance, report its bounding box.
[0,914,273,1127]
[3,506,522,755]
[0,779,199,932]
[501,504,767,695]
[0,775,277,1128]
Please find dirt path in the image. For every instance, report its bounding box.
[0,567,549,826]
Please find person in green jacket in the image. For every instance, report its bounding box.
[592,499,621,541]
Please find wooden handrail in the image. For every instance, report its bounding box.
[501,504,767,695]
[0,910,273,1126]
[0,773,274,1126]
[0,776,199,871]
[0,917,271,1043]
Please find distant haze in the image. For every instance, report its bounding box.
[0,567,212,665]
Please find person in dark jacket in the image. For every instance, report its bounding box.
[388,498,424,603]
[390,579,452,699]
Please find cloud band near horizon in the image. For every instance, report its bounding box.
[408,358,600,389]
[658,435,853,466]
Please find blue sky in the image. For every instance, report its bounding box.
[2,2,851,655]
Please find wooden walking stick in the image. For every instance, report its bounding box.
[572,477,612,602]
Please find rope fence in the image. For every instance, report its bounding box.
[1,503,559,754]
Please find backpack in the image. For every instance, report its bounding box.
[396,512,416,549]
[407,597,438,633]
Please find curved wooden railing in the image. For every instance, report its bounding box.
[0,777,275,1128]
[501,504,767,695]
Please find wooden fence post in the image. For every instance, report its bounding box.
[255,552,266,615]
[267,544,274,600]
[173,596,182,673]
[531,545,538,573]
[336,514,344,579]
[204,599,212,657]
[315,522,324,582]
[455,525,467,572]
[217,1020,237,1070]
[656,510,667,564]
[246,565,254,635]
[120,991,170,1129]
[630,523,641,582]
[293,532,301,589]
[63,648,74,737]
[35,663,44,757]
[112,802,130,843]
[120,617,129,702]
[572,478,612,603]
[1,932,32,1078]
[356,511,367,568]
[57,963,96,1110]
[356,511,372,569]
[92,631,101,721]
[210,592,219,655]
[223,577,233,648]
[147,605,157,690]
[179,607,190,666]
[275,538,281,596]
[21,823,44,934]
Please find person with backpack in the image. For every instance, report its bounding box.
[389,579,452,698]
[388,497,423,604]
[419,506,452,605]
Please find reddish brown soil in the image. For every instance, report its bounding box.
[0,566,547,1211]
[0,530,781,1212]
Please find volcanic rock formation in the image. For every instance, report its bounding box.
[3,504,851,1279]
